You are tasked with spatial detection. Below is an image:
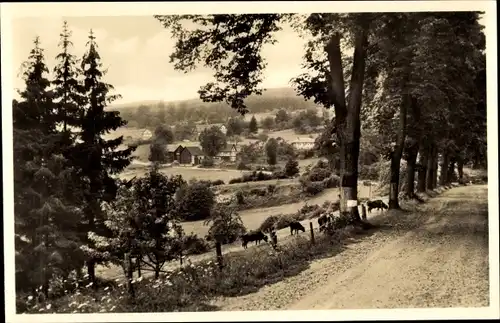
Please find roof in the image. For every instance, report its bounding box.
[292,137,316,143]
[166,144,183,152]
[220,143,238,152]
[183,146,205,156]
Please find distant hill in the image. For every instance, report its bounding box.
[107,86,309,112]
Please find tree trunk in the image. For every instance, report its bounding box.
[325,23,370,224]
[439,151,449,186]
[389,94,410,209]
[137,256,142,277]
[417,143,428,192]
[432,149,439,188]
[124,253,135,298]
[447,158,456,185]
[215,241,223,270]
[457,158,464,183]
[405,140,419,197]
[87,261,95,283]
[426,143,435,190]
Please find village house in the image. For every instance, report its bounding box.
[165,144,184,163]
[215,143,239,162]
[179,146,206,165]
[141,129,153,140]
[291,137,316,151]
[195,123,227,136]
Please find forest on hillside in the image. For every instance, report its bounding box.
[114,87,319,129]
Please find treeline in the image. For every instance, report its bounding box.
[116,88,318,130]
[12,22,227,301]
[158,11,487,222]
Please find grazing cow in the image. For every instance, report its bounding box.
[366,199,388,213]
[289,221,306,235]
[241,230,268,249]
[318,214,332,232]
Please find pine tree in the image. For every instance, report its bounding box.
[14,37,85,297]
[52,20,86,132]
[248,115,258,133]
[74,30,136,283]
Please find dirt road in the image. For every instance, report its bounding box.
[209,184,490,310]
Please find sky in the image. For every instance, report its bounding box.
[11,16,309,105]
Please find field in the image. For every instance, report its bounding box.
[119,165,251,182]
[181,183,376,238]
[265,128,321,142]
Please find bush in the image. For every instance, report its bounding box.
[237,161,251,170]
[183,234,211,255]
[267,184,276,195]
[308,167,331,182]
[358,163,379,180]
[303,181,325,196]
[249,188,267,197]
[259,215,281,232]
[228,177,243,184]
[235,191,245,205]
[200,158,214,168]
[322,175,340,188]
[271,170,288,179]
[284,158,300,177]
[211,179,225,186]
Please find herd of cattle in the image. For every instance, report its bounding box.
[239,199,389,250]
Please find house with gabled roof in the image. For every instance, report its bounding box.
[215,143,239,162]
[179,146,206,165]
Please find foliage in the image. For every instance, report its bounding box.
[205,204,247,245]
[198,126,227,157]
[265,138,278,165]
[248,115,258,133]
[176,180,216,221]
[284,157,300,177]
[226,117,245,136]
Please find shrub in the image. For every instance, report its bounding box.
[322,175,340,188]
[200,158,214,167]
[237,161,251,170]
[267,184,276,195]
[358,163,379,180]
[259,215,281,233]
[272,170,288,179]
[249,188,267,197]
[284,158,300,177]
[308,167,331,182]
[228,177,243,184]
[235,191,245,205]
[211,179,225,186]
[183,234,211,255]
[299,178,325,196]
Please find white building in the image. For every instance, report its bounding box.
[142,129,153,140]
[291,137,316,151]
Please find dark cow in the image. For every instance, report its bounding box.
[318,214,332,232]
[366,199,388,213]
[290,221,306,235]
[241,230,268,249]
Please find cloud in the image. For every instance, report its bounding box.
[11,16,309,105]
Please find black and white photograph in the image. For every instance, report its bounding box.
[1,1,498,322]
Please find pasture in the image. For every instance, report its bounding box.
[181,183,376,238]
[119,164,251,182]
[266,129,321,142]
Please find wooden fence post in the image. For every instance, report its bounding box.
[309,222,315,245]
[124,253,135,298]
[361,204,367,220]
[215,241,223,271]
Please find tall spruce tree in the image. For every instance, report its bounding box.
[52,21,86,132]
[75,30,136,283]
[14,37,85,297]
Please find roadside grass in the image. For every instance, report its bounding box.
[17,182,468,314]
